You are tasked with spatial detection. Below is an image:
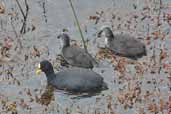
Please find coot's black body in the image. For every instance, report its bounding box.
[37,60,107,93]
[58,33,97,68]
[98,27,146,59]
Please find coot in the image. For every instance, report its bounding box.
[57,33,97,68]
[36,60,108,93]
[97,27,146,59]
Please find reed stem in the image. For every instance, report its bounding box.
[68,0,88,53]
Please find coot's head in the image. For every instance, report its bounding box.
[97,26,114,39]
[57,33,70,47]
[36,60,54,75]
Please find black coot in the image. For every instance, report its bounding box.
[57,33,97,68]
[98,27,146,59]
[36,60,108,93]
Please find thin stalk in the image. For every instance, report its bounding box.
[68,0,88,53]
[16,0,29,34]
[16,0,25,18]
